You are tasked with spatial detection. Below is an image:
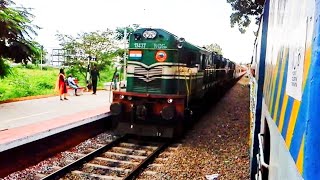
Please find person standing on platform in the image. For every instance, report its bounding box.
[90,65,100,95]
[112,68,119,90]
[55,68,68,101]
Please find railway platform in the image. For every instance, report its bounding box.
[0,90,112,152]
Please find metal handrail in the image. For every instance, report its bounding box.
[255,154,263,180]
[258,133,269,169]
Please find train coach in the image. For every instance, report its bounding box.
[249,0,320,179]
[110,28,244,138]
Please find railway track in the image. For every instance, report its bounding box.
[37,135,172,180]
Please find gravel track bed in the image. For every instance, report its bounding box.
[2,132,117,180]
[153,158,168,164]
[136,144,181,180]
[157,77,250,179]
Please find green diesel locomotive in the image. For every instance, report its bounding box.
[110,28,242,137]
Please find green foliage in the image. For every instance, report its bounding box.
[0,0,43,77]
[0,66,115,101]
[97,66,115,87]
[56,30,118,79]
[25,63,37,69]
[36,81,53,89]
[0,67,57,101]
[115,24,140,40]
[227,0,264,33]
[204,43,223,55]
[0,57,12,78]
[114,25,139,70]
[41,65,53,71]
[63,61,85,80]
[30,41,46,64]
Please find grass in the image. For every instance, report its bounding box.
[0,66,116,102]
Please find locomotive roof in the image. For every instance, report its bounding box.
[133,28,237,65]
[134,28,210,53]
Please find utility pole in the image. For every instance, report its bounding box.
[40,46,43,70]
[123,28,127,86]
[86,55,91,84]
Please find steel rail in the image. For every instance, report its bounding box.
[41,135,128,180]
[123,141,171,180]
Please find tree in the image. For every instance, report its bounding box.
[204,43,223,55]
[114,25,140,78]
[0,0,40,77]
[227,0,264,33]
[56,30,118,80]
[115,24,140,40]
[30,41,47,65]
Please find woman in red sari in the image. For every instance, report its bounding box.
[55,68,68,100]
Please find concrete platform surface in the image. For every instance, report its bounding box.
[0,90,112,152]
[0,91,112,131]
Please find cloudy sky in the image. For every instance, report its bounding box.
[14,0,258,64]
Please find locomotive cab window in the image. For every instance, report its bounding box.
[183,51,197,67]
[200,54,206,70]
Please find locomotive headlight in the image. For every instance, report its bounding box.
[136,105,147,120]
[110,102,122,116]
[167,98,173,104]
[127,96,132,101]
[161,106,175,120]
[143,30,157,39]
[119,95,125,99]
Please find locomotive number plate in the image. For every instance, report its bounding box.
[134,43,146,48]
[154,43,167,49]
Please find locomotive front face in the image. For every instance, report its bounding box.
[110,28,209,137]
[125,29,193,95]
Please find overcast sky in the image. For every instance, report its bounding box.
[14,0,257,64]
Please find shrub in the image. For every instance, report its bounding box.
[0,65,114,101]
[25,64,37,69]
[0,67,57,101]
[37,82,54,89]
